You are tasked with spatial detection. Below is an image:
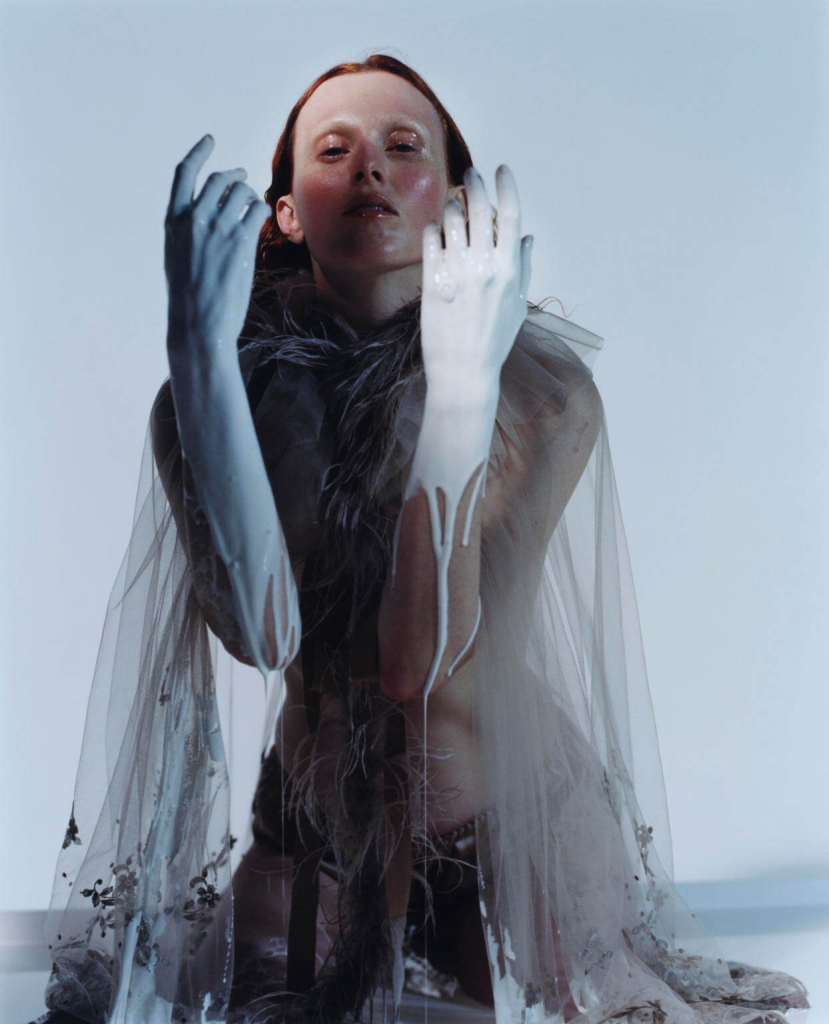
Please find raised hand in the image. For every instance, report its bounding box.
[164,134,270,361]
[386,167,532,707]
[162,136,300,678]
[420,165,533,398]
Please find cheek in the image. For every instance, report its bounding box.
[294,172,346,234]
[398,169,449,225]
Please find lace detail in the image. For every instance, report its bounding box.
[45,829,234,1020]
[37,276,811,1023]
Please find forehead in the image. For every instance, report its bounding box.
[295,71,444,149]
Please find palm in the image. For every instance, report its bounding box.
[420,165,532,395]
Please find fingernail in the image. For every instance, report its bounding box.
[205,133,214,141]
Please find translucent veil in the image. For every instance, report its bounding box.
[459,315,743,1021]
[42,412,238,1021]
[381,310,756,1023]
[39,302,808,1024]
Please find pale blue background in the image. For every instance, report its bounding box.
[1,0,827,910]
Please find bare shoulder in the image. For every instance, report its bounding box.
[484,371,602,550]
[556,375,602,455]
[501,368,602,470]
[567,374,602,419]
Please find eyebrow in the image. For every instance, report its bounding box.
[309,118,433,144]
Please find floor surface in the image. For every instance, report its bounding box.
[4,909,826,1023]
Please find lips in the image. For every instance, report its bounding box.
[343,193,398,215]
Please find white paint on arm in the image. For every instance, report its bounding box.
[390,382,498,704]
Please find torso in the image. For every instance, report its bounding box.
[272,452,536,835]
[273,561,480,836]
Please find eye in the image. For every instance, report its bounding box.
[322,146,346,157]
[389,143,415,153]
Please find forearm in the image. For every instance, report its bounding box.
[166,327,299,676]
[378,385,496,701]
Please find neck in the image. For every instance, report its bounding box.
[310,259,422,330]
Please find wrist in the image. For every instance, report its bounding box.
[424,374,499,418]
[166,311,238,367]
[408,385,498,497]
[167,325,239,384]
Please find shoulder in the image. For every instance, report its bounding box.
[551,375,602,469]
[497,309,603,455]
[560,375,602,436]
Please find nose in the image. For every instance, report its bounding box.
[352,139,386,183]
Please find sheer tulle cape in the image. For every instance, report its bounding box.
[381,312,745,1022]
[39,292,809,1024]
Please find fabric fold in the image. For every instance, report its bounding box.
[37,270,810,1024]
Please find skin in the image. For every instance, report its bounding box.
[275,70,468,328]
[159,74,585,1015]
[266,70,538,1014]
[276,70,533,705]
[269,73,504,1007]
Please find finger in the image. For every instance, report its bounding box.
[463,167,493,254]
[168,134,214,219]
[235,199,271,249]
[494,164,521,263]
[239,198,270,231]
[216,181,259,230]
[518,234,533,300]
[193,168,248,221]
[422,221,442,289]
[442,198,467,278]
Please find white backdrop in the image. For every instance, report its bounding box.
[1,0,827,912]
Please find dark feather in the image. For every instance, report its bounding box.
[227,270,433,1023]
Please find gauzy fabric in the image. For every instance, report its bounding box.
[38,272,809,1024]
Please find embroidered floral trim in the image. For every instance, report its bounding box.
[62,803,82,850]
[64,829,234,960]
[578,930,614,975]
[608,998,668,1024]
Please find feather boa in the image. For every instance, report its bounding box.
[227,270,449,1023]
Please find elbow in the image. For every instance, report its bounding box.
[378,648,425,701]
[379,667,442,703]
[379,672,417,703]
[377,624,429,701]
[221,634,257,669]
[219,626,297,674]
[378,640,476,702]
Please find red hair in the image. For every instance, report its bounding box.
[256,54,474,273]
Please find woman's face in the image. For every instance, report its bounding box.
[277,71,465,276]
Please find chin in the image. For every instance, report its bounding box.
[321,246,421,277]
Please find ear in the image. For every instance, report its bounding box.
[447,182,468,220]
[276,194,305,245]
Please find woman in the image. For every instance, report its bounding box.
[37,55,809,1024]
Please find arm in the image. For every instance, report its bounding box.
[487,374,602,551]
[150,379,306,669]
[377,164,533,702]
[377,391,487,701]
[162,135,300,677]
[377,374,602,702]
